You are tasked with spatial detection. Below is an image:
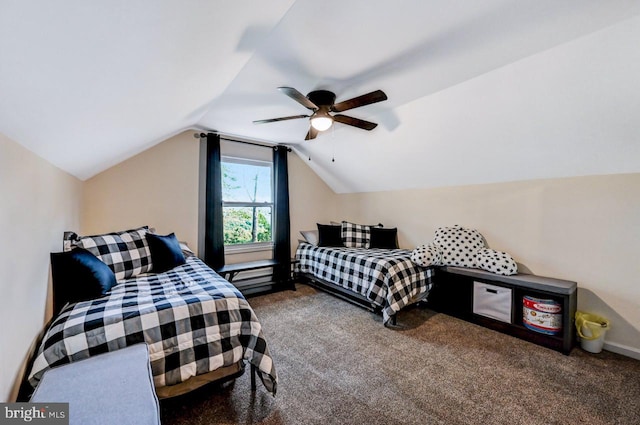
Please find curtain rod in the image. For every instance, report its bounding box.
[194,132,291,152]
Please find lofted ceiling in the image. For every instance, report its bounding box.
[1,1,639,193]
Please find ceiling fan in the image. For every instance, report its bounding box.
[253,87,388,140]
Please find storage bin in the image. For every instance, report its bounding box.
[473,281,512,323]
[523,296,562,335]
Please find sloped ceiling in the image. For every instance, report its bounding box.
[1,1,639,192]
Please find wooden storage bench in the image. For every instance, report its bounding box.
[30,344,161,425]
[216,259,280,282]
[428,266,577,354]
[216,259,298,295]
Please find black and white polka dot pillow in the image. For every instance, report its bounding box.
[476,248,518,276]
[410,243,442,267]
[434,225,485,268]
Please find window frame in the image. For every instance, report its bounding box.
[220,155,274,252]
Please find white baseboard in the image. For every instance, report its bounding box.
[603,341,640,360]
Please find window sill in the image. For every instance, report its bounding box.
[225,243,273,255]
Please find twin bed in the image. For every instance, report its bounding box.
[27,222,431,399]
[27,227,277,398]
[295,221,433,325]
[296,242,433,325]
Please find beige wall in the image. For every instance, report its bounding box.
[83,131,340,263]
[0,133,82,402]
[336,173,640,357]
[289,151,340,247]
[83,131,201,249]
[64,130,640,360]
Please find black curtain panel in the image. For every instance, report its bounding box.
[273,145,291,284]
[204,133,225,270]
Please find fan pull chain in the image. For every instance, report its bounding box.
[331,124,336,163]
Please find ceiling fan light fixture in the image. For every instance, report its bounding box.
[310,116,333,131]
[255,87,387,139]
[310,106,333,131]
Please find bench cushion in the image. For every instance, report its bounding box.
[443,266,577,295]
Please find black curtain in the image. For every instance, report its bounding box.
[204,133,225,270]
[273,145,291,285]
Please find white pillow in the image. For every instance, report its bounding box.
[299,230,319,246]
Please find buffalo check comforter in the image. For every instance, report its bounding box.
[28,256,277,395]
[295,242,432,324]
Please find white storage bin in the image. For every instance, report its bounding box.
[473,281,512,323]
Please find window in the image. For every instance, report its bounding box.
[221,156,273,247]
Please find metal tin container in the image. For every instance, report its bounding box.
[523,296,562,335]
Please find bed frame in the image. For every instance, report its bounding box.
[298,272,399,326]
[155,362,248,398]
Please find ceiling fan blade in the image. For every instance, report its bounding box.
[253,114,309,124]
[333,114,378,130]
[278,87,318,110]
[305,126,318,140]
[331,90,388,113]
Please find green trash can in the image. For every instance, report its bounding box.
[575,311,610,353]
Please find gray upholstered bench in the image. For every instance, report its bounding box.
[31,344,161,425]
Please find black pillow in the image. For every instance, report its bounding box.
[146,233,186,273]
[369,227,399,249]
[317,224,344,247]
[51,248,117,314]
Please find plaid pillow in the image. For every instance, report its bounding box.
[341,221,383,248]
[73,227,152,281]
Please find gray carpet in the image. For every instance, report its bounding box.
[161,284,640,425]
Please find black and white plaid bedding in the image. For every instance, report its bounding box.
[295,242,432,324]
[28,255,277,394]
